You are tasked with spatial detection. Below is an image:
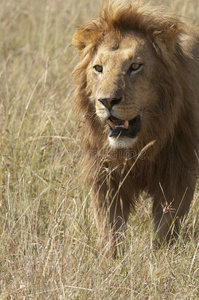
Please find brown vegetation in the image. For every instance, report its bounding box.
[1,0,199,298]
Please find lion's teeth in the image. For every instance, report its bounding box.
[124,120,129,129]
[107,119,115,129]
[107,119,129,130]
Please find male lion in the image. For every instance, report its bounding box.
[72,0,199,253]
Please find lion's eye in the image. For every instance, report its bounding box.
[93,65,103,73]
[130,63,142,71]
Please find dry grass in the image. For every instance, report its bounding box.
[0,0,199,299]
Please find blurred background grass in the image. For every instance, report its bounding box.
[0,0,199,299]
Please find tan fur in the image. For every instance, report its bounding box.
[72,0,199,253]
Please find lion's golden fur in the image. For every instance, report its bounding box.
[72,0,199,252]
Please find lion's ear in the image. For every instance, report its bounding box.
[73,21,101,57]
[160,24,178,40]
[153,23,182,57]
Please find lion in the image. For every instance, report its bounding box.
[72,0,199,254]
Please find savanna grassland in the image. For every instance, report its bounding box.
[0,0,199,299]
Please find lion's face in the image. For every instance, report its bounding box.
[87,32,159,149]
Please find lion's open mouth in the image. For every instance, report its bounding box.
[106,115,141,138]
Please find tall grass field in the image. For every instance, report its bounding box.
[0,0,199,298]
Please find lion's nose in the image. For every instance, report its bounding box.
[98,97,122,110]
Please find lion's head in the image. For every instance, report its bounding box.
[86,32,155,149]
[73,0,194,153]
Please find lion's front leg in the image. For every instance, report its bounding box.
[90,182,130,257]
[152,181,195,247]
